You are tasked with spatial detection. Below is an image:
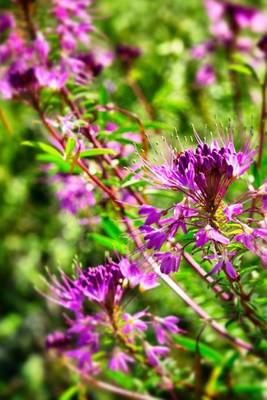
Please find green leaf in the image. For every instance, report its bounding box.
[229,64,253,76]
[122,178,147,188]
[233,384,266,395]
[173,335,223,363]
[252,162,261,187]
[105,370,135,390]
[102,216,124,240]
[65,137,76,157]
[111,125,139,134]
[88,233,127,254]
[0,313,22,338]
[143,120,171,130]
[22,141,61,157]
[80,148,116,158]
[228,62,260,83]
[59,385,79,400]
[36,154,82,173]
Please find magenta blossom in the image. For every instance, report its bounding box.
[109,350,134,373]
[145,344,169,367]
[196,64,216,86]
[139,137,259,279]
[53,174,95,215]
[45,259,181,376]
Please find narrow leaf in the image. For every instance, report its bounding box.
[88,233,127,254]
[80,148,116,158]
[173,335,223,363]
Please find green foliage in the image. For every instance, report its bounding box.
[1,0,267,399]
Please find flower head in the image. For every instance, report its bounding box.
[45,259,180,376]
[109,350,134,373]
[53,174,95,215]
[146,139,254,212]
[139,136,257,279]
[195,64,216,86]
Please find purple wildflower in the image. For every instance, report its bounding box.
[191,41,215,59]
[141,226,168,250]
[145,140,255,207]
[45,331,70,349]
[109,350,134,373]
[139,137,257,278]
[210,259,238,280]
[196,64,216,86]
[205,0,267,34]
[154,252,182,274]
[195,225,229,247]
[153,316,181,344]
[224,203,243,221]
[53,0,93,52]
[45,259,181,376]
[145,344,169,367]
[122,311,148,335]
[119,258,158,291]
[139,205,162,225]
[53,174,95,215]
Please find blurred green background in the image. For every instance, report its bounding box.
[0,0,267,399]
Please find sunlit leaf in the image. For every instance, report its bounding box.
[59,386,79,400]
[80,148,116,157]
[173,335,223,363]
[22,141,61,157]
[88,233,127,254]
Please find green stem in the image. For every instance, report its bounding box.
[257,63,267,169]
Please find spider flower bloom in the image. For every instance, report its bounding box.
[146,139,255,212]
[139,137,256,279]
[45,260,180,376]
[45,259,158,317]
[45,261,126,315]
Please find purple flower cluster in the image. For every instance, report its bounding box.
[0,3,112,100]
[191,1,267,86]
[53,174,95,215]
[139,137,267,280]
[52,0,113,83]
[205,0,267,39]
[0,21,60,99]
[53,0,93,52]
[45,259,182,375]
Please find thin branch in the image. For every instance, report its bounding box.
[86,376,162,400]
[68,365,162,400]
